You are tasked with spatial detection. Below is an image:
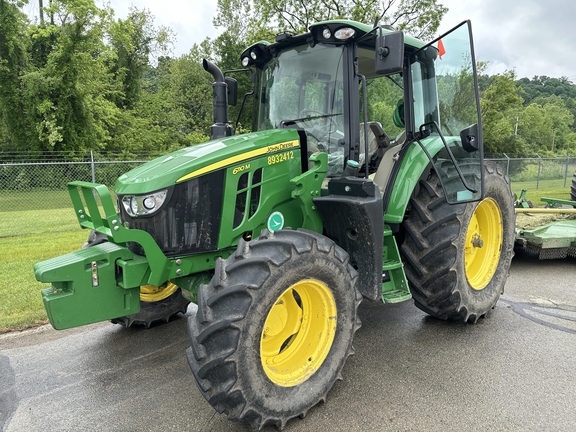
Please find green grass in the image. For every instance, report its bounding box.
[0,181,572,332]
[510,181,572,206]
[0,229,88,332]
[1,189,73,211]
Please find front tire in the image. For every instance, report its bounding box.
[401,162,515,323]
[187,229,361,430]
[111,282,190,328]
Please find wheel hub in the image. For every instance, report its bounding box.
[260,279,336,387]
[465,198,503,290]
[140,282,178,302]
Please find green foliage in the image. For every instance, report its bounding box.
[0,1,208,157]
[107,7,175,109]
[0,0,36,151]
[214,0,447,41]
[2,0,575,162]
[481,70,526,155]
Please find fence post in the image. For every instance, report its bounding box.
[90,151,96,183]
[503,153,510,177]
[536,154,541,189]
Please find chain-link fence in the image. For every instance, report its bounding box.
[486,154,576,190]
[2,152,576,238]
[0,152,154,238]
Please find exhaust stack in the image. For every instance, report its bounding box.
[203,59,234,140]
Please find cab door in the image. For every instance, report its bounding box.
[409,21,484,203]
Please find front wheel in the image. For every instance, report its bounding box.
[187,229,361,430]
[111,282,190,328]
[401,162,515,323]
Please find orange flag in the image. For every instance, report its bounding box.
[438,39,446,59]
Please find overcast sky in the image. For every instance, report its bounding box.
[25,0,576,81]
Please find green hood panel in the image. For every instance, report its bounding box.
[115,129,301,194]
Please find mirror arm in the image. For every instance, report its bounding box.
[234,90,254,133]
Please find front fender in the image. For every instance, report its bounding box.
[384,137,446,224]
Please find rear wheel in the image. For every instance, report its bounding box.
[401,162,515,323]
[571,173,576,203]
[187,229,361,430]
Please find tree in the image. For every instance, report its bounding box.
[0,1,188,155]
[106,7,174,109]
[518,98,576,155]
[213,0,448,42]
[517,75,576,134]
[480,70,525,155]
[0,0,36,152]
[137,55,212,148]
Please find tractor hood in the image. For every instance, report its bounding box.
[115,129,301,194]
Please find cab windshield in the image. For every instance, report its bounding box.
[256,44,345,176]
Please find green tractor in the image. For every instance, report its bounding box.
[34,20,515,430]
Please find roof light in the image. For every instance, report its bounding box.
[250,50,257,60]
[334,27,355,40]
[241,56,249,67]
[322,28,332,39]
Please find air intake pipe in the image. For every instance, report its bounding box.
[203,59,234,140]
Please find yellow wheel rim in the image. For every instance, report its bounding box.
[140,282,179,302]
[465,198,503,290]
[260,279,336,387]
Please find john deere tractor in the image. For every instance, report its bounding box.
[34,20,515,430]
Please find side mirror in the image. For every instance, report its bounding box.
[460,124,480,152]
[225,77,238,106]
[375,30,404,75]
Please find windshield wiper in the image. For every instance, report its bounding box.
[279,113,342,128]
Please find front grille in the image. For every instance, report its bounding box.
[118,170,225,256]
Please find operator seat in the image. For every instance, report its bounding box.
[372,99,406,194]
[359,122,390,172]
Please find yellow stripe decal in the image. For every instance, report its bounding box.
[177,140,300,183]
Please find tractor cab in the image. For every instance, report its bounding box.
[242,20,484,205]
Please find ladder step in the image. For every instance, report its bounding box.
[382,259,403,270]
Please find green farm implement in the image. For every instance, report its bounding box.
[515,193,576,260]
[34,20,516,430]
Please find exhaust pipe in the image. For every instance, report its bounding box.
[203,59,233,140]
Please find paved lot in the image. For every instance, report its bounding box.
[1,254,575,432]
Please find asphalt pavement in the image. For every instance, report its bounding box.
[1,254,575,432]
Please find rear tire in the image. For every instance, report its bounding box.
[187,229,361,430]
[571,172,576,203]
[401,162,515,323]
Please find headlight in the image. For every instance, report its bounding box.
[121,189,168,217]
[335,27,355,40]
